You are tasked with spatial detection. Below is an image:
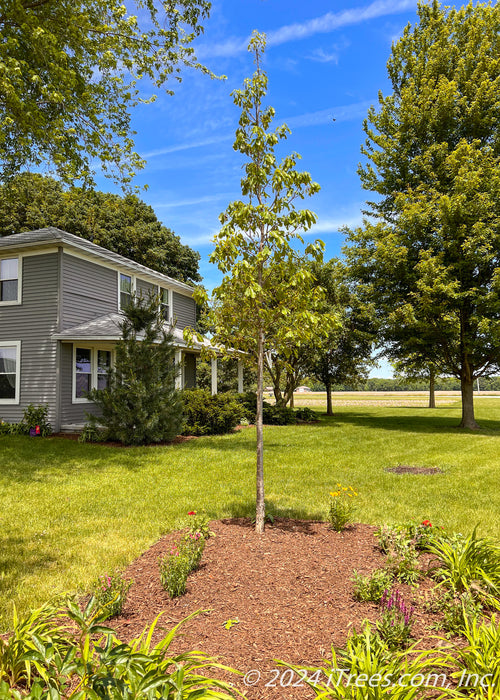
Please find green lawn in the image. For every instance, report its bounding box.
[1,398,499,629]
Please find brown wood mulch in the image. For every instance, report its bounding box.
[109,519,446,699]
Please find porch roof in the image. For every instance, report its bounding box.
[52,312,212,350]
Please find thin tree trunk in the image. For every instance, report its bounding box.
[326,381,333,416]
[459,374,480,429]
[289,392,294,408]
[255,329,265,533]
[428,367,435,409]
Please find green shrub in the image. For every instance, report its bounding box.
[19,404,52,436]
[262,403,296,425]
[352,568,393,603]
[182,389,243,436]
[78,423,106,443]
[0,421,21,436]
[376,524,421,585]
[294,406,318,422]
[159,535,206,598]
[430,590,484,637]
[89,571,132,618]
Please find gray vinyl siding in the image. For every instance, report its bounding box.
[59,343,101,426]
[184,353,196,388]
[172,292,196,330]
[61,253,117,329]
[0,253,59,426]
[136,278,155,301]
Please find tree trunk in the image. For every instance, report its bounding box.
[459,374,480,430]
[289,392,294,408]
[428,367,435,409]
[326,381,333,416]
[255,326,266,533]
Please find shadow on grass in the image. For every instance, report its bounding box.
[223,498,324,525]
[316,411,500,435]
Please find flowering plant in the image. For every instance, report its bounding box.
[327,484,358,532]
[376,588,414,649]
[186,509,213,539]
[159,534,206,598]
[90,571,132,618]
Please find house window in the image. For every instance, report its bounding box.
[0,258,19,303]
[0,342,20,404]
[74,346,112,402]
[160,287,170,321]
[120,273,132,309]
[75,348,92,399]
[97,350,111,390]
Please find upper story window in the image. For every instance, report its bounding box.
[120,273,132,309]
[0,342,20,404]
[0,258,19,304]
[160,287,171,321]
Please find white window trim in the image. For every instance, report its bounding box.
[117,272,136,311]
[0,340,21,405]
[158,285,172,323]
[72,344,114,404]
[0,255,22,306]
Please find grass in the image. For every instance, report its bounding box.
[0,397,499,629]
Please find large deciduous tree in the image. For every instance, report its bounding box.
[200,33,333,533]
[345,0,500,429]
[0,0,211,186]
[0,173,201,283]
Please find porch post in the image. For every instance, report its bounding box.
[237,359,244,394]
[175,350,183,390]
[211,357,218,395]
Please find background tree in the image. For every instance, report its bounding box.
[87,296,183,445]
[393,358,442,409]
[345,0,500,429]
[199,33,334,533]
[0,173,201,283]
[305,259,374,415]
[0,0,211,186]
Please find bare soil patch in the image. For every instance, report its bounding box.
[110,519,444,699]
[385,465,444,475]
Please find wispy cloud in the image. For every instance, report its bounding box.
[142,134,232,159]
[285,99,373,128]
[307,213,364,235]
[306,48,340,64]
[197,0,417,58]
[152,193,233,209]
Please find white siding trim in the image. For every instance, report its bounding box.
[0,340,21,405]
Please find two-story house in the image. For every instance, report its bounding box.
[0,227,215,432]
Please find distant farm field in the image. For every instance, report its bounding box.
[287,390,500,408]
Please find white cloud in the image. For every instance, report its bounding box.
[142,134,232,159]
[306,48,339,64]
[152,193,233,209]
[306,213,365,235]
[196,0,417,58]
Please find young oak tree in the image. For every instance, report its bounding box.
[197,33,336,532]
[345,0,500,429]
[0,0,211,187]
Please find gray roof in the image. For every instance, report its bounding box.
[52,312,211,350]
[0,227,194,295]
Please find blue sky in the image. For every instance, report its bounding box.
[94,0,449,377]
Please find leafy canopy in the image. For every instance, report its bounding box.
[0,0,211,186]
[345,0,500,427]
[0,173,201,283]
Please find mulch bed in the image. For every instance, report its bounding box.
[110,519,446,699]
